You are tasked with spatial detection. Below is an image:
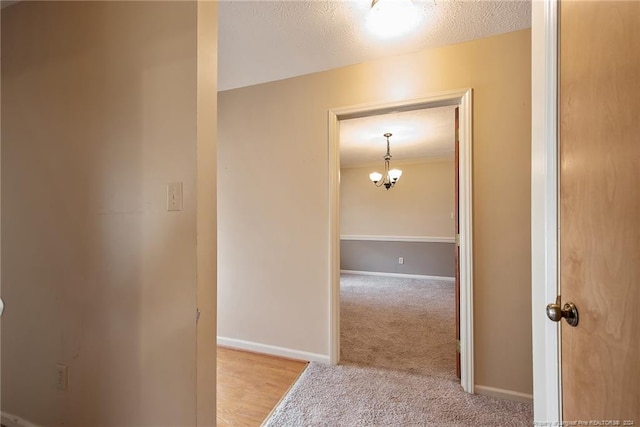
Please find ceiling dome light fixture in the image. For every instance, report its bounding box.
[369,132,403,190]
[367,0,421,39]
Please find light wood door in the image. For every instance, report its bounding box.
[559,1,640,421]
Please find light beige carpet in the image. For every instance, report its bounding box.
[264,274,533,426]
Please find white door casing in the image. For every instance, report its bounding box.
[531,0,562,423]
[328,89,474,393]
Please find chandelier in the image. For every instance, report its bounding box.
[369,132,403,190]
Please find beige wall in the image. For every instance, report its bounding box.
[218,29,532,395]
[196,2,218,426]
[2,2,202,425]
[340,160,455,237]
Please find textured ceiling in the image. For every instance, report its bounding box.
[340,106,456,167]
[219,0,531,91]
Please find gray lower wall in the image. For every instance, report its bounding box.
[340,240,455,277]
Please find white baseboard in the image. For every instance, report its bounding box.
[217,336,330,364]
[340,270,455,283]
[1,412,41,427]
[474,385,533,404]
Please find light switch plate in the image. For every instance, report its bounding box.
[56,364,68,390]
[167,182,183,211]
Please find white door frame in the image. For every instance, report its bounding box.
[531,0,562,423]
[328,88,475,393]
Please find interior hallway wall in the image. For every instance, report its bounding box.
[2,2,201,425]
[218,29,532,396]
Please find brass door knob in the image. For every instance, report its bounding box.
[546,296,579,327]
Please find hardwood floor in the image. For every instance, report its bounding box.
[216,347,308,426]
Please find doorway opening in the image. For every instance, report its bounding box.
[328,89,474,393]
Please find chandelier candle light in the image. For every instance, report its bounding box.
[369,132,403,190]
